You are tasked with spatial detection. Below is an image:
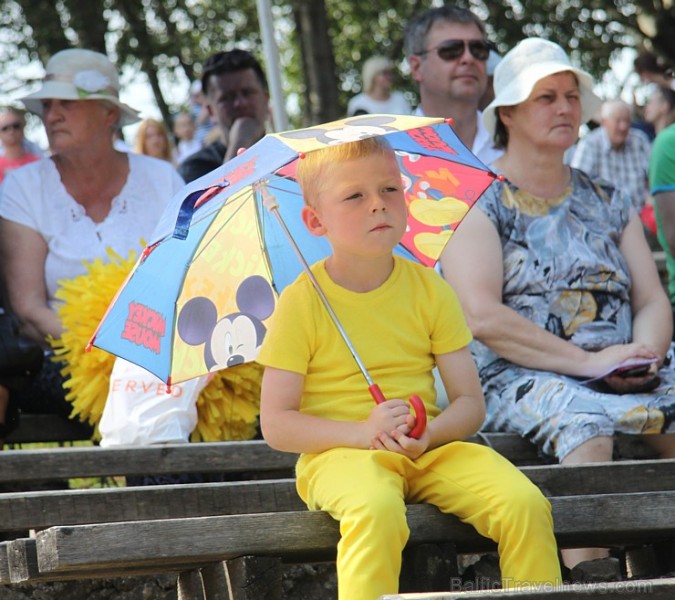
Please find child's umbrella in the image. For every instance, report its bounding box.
[87,115,499,439]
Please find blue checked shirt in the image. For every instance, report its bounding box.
[570,127,651,212]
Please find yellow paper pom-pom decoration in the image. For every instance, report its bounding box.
[50,246,261,442]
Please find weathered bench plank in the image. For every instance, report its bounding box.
[32,491,675,577]
[0,434,547,484]
[525,458,675,496]
[2,537,198,584]
[0,440,297,484]
[379,577,675,599]
[0,433,657,485]
[1,459,674,534]
[0,542,8,583]
[0,479,303,532]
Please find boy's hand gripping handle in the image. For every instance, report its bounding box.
[368,384,427,439]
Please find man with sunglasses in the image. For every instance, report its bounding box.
[404,6,502,166]
[179,49,271,183]
[0,108,41,184]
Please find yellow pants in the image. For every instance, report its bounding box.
[296,441,561,600]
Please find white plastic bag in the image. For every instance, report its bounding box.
[99,358,209,446]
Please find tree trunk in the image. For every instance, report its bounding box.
[14,0,71,63]
[63,0,107,52]
[292,0,340,125]
[113,0,172,126]
[652,9,675,69]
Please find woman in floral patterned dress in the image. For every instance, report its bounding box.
[441,38,675,568]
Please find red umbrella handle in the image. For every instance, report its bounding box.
[368,384,427,440]
[407,394,427,439]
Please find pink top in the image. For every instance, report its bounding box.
[0,153,40,183]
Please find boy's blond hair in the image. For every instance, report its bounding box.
[296,136,396,206]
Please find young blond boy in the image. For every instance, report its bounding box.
[257,136,561,600]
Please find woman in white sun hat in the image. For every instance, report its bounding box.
[0,48,184,434]
[441,37,675,568]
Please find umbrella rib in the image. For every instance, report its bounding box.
[254,178,304,282]
[185,176,302,233]
[185,185,252,229]
[264,181,303,198]
[252,188,276,289]
[187,188,257,265]
[186,176,304,266]
[256,184,374,387]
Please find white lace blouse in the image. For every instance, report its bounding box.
[0,153,184,309]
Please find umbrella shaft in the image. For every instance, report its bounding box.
[269,205,374,387]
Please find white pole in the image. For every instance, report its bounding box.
[255,0,289,132]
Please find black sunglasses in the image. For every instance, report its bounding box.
[0,122,22,133]
[417,39,492,62]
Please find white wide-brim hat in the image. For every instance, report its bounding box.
[483,37,601,137]
[21,48,141,127]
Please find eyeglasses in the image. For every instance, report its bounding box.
[417,39,492,62]
[0,122,22,133]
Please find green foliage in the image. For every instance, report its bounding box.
[483,0,640,78]
[323,0,425,115]
[1,0,673,125]
[2,0,263,121]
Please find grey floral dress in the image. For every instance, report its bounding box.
[474,168,675,461]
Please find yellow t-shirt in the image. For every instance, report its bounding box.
[256,256,472,422]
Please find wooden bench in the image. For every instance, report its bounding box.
[0,440,668,598]
[0,459,673,534]
[0,439,295,484]
[0,431,657,492]
[0,433,557,487]
[3,490,673,590]
[1,460,674,595]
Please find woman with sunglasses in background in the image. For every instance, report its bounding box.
[0,108,41,184]
[404,5,502,166]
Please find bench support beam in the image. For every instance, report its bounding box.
[202,555,282,600]
[400,542,459,593]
